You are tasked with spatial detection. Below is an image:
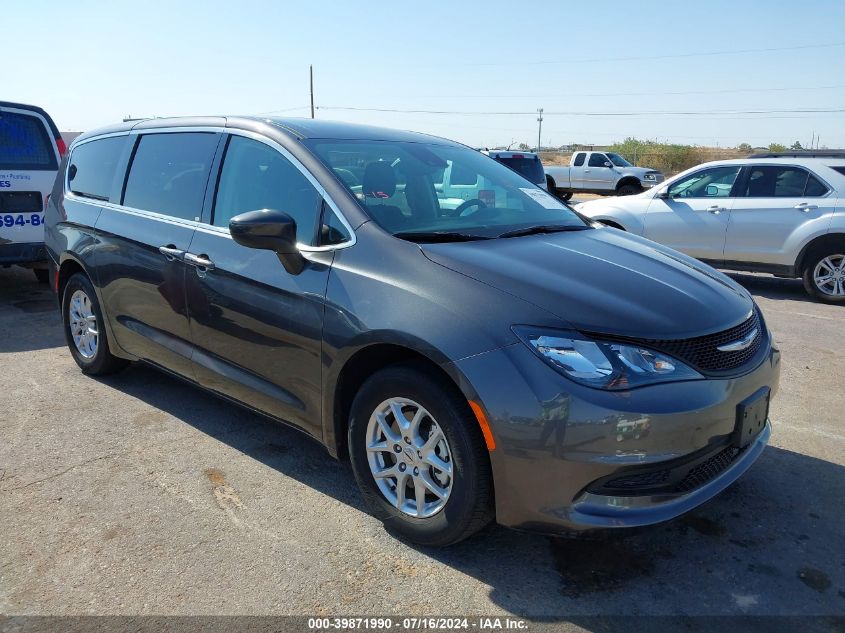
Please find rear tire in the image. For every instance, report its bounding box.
[802,249,845,304]
[348,363,493,546]
[33,268,49,284]
[616,182,642,196]
[62,273,128,375]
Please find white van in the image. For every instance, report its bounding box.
[0,101,65,282]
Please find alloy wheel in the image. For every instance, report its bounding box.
[813,254,845,297]
[68,289,99,359]
[365,397,453,518]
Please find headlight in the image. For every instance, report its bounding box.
[642,173,657,181]
[513,327,702,390]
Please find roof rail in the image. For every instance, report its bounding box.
[749,150,845,159]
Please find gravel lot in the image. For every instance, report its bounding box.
[0,264,843,627]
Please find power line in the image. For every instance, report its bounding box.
[317,105,845,117]
[412,41,845,68]
[398,83,845,100]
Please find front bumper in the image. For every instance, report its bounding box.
[0,241,47,265]
[640,175,664,189]
[452,339,780,534]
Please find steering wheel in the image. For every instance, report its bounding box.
[453,198,487,217]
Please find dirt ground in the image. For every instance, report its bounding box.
[0,265,842,628]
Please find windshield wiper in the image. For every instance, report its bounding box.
[394,231,492,243]
[497,225,591,239]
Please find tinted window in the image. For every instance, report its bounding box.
[804,173,828,196]
[0,110,57,170]
[832,166,845,177]
[213,135,322,245]
[668,166,740,198]
[496,155,545,184]
[67,137,126,201]
[123,132,217,220]
[319,201,351,246]
[588,153,609,167]
[573,152,586,167]
[742,166,825,197]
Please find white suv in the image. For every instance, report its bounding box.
[575,152,845,303]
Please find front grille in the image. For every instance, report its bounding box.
[674,446,740,493]
[589,443,746,497]
[605,469,670,490]
[640,310,763,373]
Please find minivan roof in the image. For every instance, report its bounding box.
[72,116,459,147]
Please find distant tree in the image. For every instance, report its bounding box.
[768,143,787,152]
[790,141,803,150]
[518,142,530,151]
[737,143,752,152]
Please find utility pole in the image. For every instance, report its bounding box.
[310,65,315,119]
[536,108,543,152]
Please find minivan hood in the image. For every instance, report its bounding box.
[421,228,754,340]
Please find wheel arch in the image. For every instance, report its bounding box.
[326,341,476,460]
[615,176,642,192]
[56,252,133,361]
[795,232,845,275]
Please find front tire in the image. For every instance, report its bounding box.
[616,182,642,196]
[803,250,845,303]
[348,364,493,546]
[62,273,128,375]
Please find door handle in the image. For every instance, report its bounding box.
[794,203,819,212]
[184,252,215,271]
[706,205,724,214]
[158,245,184,261]
[583,169,591,173]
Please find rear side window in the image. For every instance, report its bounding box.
[804,173,828,196]
[0,110,57,171]
[67,137,126,201]
[123,132,218,220]
[213,135,322,245]
[742,166,828,198]
[573,152,586,167]
[497,155,545,184]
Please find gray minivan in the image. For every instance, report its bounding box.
[45,117,780,546]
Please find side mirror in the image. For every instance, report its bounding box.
[229,209,305,275]
[603,161,613,168]
[656,190,670,199]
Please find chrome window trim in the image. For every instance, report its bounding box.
[659,162,834,200]
[64,126,357,251]
[64,193,210,230]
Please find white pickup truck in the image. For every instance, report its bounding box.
[544,151,664,200]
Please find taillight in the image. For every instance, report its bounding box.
[479,189,495,206]
[56,137,67,157]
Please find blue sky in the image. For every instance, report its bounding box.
[8,0,845,148]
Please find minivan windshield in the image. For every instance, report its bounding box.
[606,152,632,167]
[305,140,587,240]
